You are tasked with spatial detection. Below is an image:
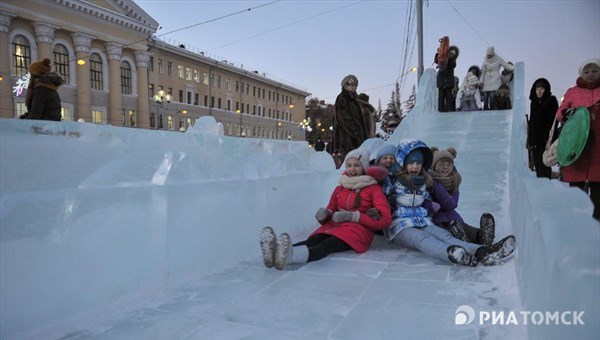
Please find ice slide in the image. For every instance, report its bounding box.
[1,64,597,339]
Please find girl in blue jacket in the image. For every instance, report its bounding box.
[383,139,515,266]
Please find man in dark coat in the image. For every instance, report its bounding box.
[23,58,64,121]
[435,45,459,112]
[333,74,367,161]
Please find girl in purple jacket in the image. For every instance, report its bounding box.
[428,147,495,246]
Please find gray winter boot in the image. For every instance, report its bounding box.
[260,226,277,268]
[274,233,292,270]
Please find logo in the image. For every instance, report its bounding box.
[455,305,476,325]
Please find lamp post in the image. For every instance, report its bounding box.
[154,89,171,130]
[299,117,312,141]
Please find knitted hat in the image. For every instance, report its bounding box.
[374,143,397,164]
[486,46,495,56]
[341,74,358,88]
[344,149,369,172]
[29,58,52,76]
[431,146,457,169]
[405,149,424,165]
[579,58,600,76]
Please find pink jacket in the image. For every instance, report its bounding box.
[310,167,392,253]
[556,77,600,182]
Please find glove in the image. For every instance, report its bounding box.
[315,208,332,222]
[366,208,381,220]
[332,210,360,223]
[431,202,441,214]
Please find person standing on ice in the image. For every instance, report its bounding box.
[455,73,483,111]
[555,58,600,221]
[260,149,392,270]
[527,78,558,179]
[383,139,515,266]
[427,146,496,246]
[333,75,368,163]
[434,45,459,112]
[480,46,513,110]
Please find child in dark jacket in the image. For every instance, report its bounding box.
[260,149,392,270]
[428,147,496,246]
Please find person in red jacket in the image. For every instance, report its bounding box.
[556,58,600,221]
[260,149,392,270]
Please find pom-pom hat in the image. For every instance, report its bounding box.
[344,149,370,171]
[29,58,52,76]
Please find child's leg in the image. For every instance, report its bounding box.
[293,233,329,247]
[392,227,451,262]
[422,224,481,255]
[305,235,352,262]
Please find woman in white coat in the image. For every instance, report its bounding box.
[480,46,514,110]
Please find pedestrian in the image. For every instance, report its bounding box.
[555,58,600,221]
[22,58,64,121]
[491,84,512,110]
[435,46,460,112]
[333,75,367,160]
[260,149,392,270]
[480,46,513,110]
[527,78,558,179]
[428,146,496,246]
[314,138,326,152]
[455,73,483,111]
[383,139,516,266]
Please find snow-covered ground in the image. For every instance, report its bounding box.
[1,65,597,340]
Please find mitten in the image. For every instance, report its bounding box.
[332,210,360,223]
[315,207,332,222]
[431,202,441,214]
[366,207,381,220]
[562,108,575,121]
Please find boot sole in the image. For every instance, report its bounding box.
[260,226,276,268]
[274,233,291,270]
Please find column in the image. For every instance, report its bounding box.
[134,50,150,129]
[0,12,14,117]
[105,42,122,126]
[33,22,58,61]
[71,32,94,122]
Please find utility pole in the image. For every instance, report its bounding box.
[417,0,424,85]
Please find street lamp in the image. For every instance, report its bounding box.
[299,117,312,141]
[154,89,171,130]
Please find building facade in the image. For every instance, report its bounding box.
[0,0,310,139]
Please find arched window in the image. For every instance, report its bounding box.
[90,53,103,90]
[53,44,70,85]
[12,35,31,77]
[120,61,132,94]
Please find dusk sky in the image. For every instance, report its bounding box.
[139,0,599,111]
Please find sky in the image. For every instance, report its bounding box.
[137,0,599,110]
[1,67,598,339]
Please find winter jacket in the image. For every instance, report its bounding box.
[435,46,459,89]
[25,73,64,121]
[333,89,367,155]
[527,78,558,148]
[480,55,513,92]
[491,84,512,110]
[310,167,392,253]
[556,77,600,182]
[430,181,463,225]
[383,139,436,241]
[456,84,483,111]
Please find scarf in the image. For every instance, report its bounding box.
[429,168,462,193]
[339,174,377,190]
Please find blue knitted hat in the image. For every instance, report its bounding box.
[375,144,397,164]
[405,149,424,165]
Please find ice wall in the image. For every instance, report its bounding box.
[0,118,339,339]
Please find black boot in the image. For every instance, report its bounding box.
[476,235,516,266]
[449,220,469,242]
[478,213,496,246]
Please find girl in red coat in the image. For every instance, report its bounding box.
[556,58,600,221]
[260,149,392,270]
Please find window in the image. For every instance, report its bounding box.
[148,83,155,98]
[150,113,155,128]
[158,59,163,74]
[187,91,192,104]
[167,115,174,130]
[12,35,31,78]
[210,96,214,108]
[203,72,209,85]
[149,56,154,72]
[210,74,215,87]
[227,99,231,111]
[92,110,104,124]
[129,110,136,126]
[186,67,192,81]
[226,79,231,91]
[167,62,172,76]
[61,106,72,121]
[179,90,183,102]
[53,44,70,84]
[204,95,208,107]
[90,53,103,90]
[194,93,199,105]
[120,61,132,94]
[217,75,221,88]
[194,69,199,83]
[253,86,256,97]
[218,98,222,109]
[178,65,184,79]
